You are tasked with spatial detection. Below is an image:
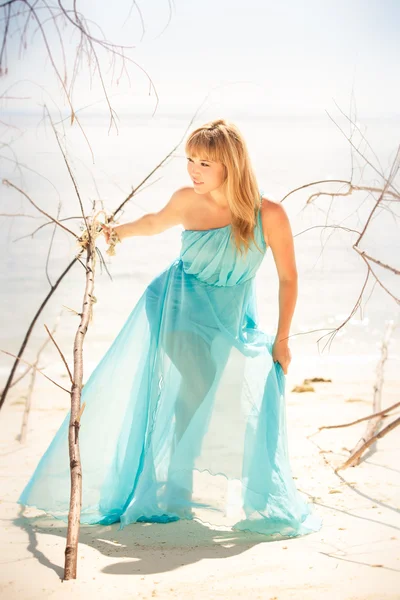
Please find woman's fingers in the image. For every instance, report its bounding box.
[274,358,289,375]
[99,223,111,242]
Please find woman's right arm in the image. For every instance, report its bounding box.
[102,187,189,241]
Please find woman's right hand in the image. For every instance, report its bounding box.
[100,223,120,244]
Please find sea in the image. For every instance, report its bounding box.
[1,110,399,388]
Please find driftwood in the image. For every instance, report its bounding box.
[338,415,400,471]
[313,321,399,470]
[337,321,397,470]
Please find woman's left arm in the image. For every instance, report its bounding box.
[261,199,298,374]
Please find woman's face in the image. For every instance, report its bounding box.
[186,155,226,195]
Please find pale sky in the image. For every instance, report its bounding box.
[3,0,400,117]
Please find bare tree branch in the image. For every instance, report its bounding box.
[318,401,400,431]
[353,247,400,276]
[0,1,166,153]
[337,416,400,472]
[0,257,77,409]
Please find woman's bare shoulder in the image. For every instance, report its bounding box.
[174,185,195,197]
[260,196,289,246]
[164,186,197,213]
[169,186,197,210]
[261,196,289,218]
[260,196,282,212]
[151,186,195,232]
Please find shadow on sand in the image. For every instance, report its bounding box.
[14,507,287,578]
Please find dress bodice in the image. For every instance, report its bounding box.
[179,205,267,287]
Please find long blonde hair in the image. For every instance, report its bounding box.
[185,119,262,256]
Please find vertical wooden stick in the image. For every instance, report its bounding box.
[63,246,94,580]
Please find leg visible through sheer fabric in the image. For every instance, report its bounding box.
[162,329,218,510]
[164,330,217,442]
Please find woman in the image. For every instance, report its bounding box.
[18,119,321,538]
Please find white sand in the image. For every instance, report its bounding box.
[1,363,399,600]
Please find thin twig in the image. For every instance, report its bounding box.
[18,315,62,443]
[45,107,91,241]
[44,324,73,384]
[0,349,70,394]
[2,179,78,238]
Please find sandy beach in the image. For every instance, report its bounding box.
[1,358,399,600]
[1,0,400,595]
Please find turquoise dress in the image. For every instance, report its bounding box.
[18,197,322,537]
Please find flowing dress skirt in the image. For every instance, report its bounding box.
[18,257,322,537]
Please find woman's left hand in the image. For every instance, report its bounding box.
[272,338,292,375]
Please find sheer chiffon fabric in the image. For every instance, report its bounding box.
[18,200,322,538]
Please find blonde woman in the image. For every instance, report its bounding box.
[18,119,321,538]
